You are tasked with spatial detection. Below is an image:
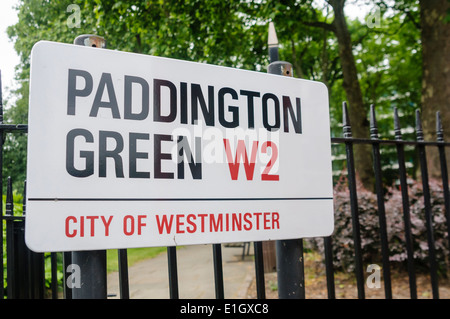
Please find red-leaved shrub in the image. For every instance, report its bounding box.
[308,176,449,275]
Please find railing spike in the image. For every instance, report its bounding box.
[22,180,27,215]
[415,109,424,142]
[6,176,13,216]
[342,101,352,138]
[394,107,402,141]
[369,104,379,139]
[436,111,444,142]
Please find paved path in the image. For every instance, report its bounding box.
[107,244,255,299]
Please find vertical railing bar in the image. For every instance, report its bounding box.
[51,253,58,299]
[394,108,417,299]
[0,69,4,299]
[24,181,33,299]
[5,177,14,298]
[253,241,266,299]
[16,217,28,298]
[415,110,439,299]
[36,250,45,299]
[62,251,72,299]
[118,248,130,299]
[369,105,392,299]
[298,240,306,298]
[167,246,179,299]
[28,246,45,299]
[323,236,335,299]
[342,102,365,299]
[212,244,224,299]
[23,180,39,299]
[436,112,450,259]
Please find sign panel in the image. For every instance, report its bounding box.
[25,41,334,252]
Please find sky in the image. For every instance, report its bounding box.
[0,1,372,108]
[0,0,20,105]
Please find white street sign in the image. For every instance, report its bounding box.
[25,41,334,252]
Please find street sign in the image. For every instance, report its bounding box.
[25,40,334,252]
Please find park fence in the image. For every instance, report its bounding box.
[0,69,449,299]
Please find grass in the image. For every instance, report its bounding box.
[106,247,167,273]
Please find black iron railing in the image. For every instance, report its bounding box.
[1,70,449,298]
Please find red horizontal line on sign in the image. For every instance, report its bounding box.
[27,197,333,202]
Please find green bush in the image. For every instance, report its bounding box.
[308,176,449,275]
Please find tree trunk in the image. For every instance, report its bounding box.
[330,0,374,189]
[419,0,450,180]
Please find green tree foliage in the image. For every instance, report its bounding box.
[4,0,437,190]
